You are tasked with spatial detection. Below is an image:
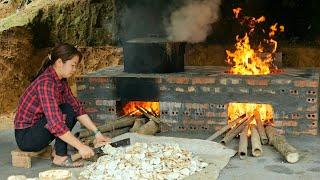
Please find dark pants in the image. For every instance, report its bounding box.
[15,103,77,156]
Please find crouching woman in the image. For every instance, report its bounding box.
[14,43,110,167]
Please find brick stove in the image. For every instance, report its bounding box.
[76,65,319,136]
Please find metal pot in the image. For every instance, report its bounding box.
[123,37,186,73]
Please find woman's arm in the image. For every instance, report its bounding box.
[59,131,94,159]
[77,114,99,132]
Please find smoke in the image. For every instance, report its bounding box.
[166,0,221,43]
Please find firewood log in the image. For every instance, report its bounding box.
[265,126,299,163]
[239,125,249,159]
[221,115,255,145]
[76,116,136,139]
[136,120,160,135]
[136,107,171,126]
[250,124,263,157]
[254,111,268,145]
[206,114,246,141]
[81,127,131,146]
[130,118,146,132]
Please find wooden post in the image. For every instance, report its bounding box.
[238,125,248,159]
[221,115,255,145]
[265,126,299,163]
[250,124,263,157]
[254,111,268,145]
[206,114,246,141]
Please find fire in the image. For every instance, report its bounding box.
[226,8,284,75]
[123,101,160,116]
[228,103,273,135]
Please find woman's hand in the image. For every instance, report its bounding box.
[93,133,112,148]
[78,145,95,159]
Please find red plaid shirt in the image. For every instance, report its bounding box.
[14,66,86,136]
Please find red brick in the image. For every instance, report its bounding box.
[182,120,205,126]
[207,120,226,125]
[294,80,318,87]
[191,77,215,85]
[85,107,98,113]
[166,77,189,84]
[274,120,298,127]
[246,79,269,86]
[184,103,209,109]
[291,129,317,136]
[89,77,108,83]
[206,112,215,118]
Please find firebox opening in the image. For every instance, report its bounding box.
[117,101,160,117]
[227,102,274,128]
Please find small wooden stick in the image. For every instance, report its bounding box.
[221,115,255,145]
[136,106,172,126]
[206,114,246,141]
[254,111,268,145]
[250,124,263,157]
[239,125,249,159]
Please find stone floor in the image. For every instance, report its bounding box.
[0,129,319,180]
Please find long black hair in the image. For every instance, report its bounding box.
[30,43,83,82]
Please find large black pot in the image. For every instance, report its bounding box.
[123,37,186,73]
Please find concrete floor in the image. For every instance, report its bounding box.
[1,129,320,180]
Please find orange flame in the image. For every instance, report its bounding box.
[233,7,242,18]
[228,103,273,135]
[227,8,284,75]
[123,101,160,116]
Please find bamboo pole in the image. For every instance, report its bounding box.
[206,114,247,141]
[250,124,263,157]
[76,116,136,139]
[238,125,249,159]
[254,111,268,145]
[265,126,299,163]
[221,115,255,145]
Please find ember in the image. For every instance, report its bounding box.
[123,101,160,116]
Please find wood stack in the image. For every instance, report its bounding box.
[76,106,165,146]
[207,111,299,163]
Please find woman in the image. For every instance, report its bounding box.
[14,43,110,167]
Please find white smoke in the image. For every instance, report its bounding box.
[166,0,221,43]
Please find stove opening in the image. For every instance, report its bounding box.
[227,102,274,134]
[118,101,160,117]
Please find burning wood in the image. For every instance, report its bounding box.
[250,124,263,157]
[136,106,172,127]
[238,125,249,159]
[221,115,255,145]
[265,126,299,163]
[207,114,246,141]
[254,111,268,145]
